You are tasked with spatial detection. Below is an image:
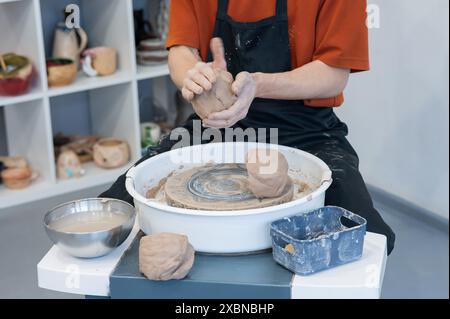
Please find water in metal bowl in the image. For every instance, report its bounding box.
[44,198,136,258]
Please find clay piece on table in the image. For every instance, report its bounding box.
[246,149,290,199]
[191,69,237,119]
[139,233,195,281]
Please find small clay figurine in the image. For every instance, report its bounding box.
[57,150,84,179]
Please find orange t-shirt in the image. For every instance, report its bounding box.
[166,0,369,107]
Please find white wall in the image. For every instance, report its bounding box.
[337,0,449,219]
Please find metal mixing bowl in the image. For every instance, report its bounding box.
[44,198,136,258]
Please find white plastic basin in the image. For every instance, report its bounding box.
[126,142,332,254]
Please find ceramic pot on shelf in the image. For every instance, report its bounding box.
[52,20,88,68]
[93,138,130,169]
[0,53,35,96]
[1,166,38,190]
[47,58,77,87]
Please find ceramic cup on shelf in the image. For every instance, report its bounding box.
[0,53,35,96]
[82,47,118,77]
[47,58,77,87]
[93,138,130,169]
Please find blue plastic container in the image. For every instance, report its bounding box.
[270,206,367,276]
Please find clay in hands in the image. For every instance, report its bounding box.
[191,69,237,120]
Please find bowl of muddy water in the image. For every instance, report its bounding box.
[44,198,136,258]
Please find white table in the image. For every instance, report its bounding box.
[38,231,387,299]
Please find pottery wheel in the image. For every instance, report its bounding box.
[164,164,294,211]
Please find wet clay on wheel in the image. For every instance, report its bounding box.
[246,149,290,199]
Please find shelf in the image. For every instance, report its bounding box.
[47,71,132,97]
[0,88,43,107]
[0,162,130,210]
[0,0,46,100]
[0,0,175,210]
[136,63,170,81]
[0,179,55,210]
[0,0,23,4]
[55,161,130,195]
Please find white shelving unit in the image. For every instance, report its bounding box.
[0,0,171,209]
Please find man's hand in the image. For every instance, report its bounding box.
[181,38,227,101]
[203,72,257,128]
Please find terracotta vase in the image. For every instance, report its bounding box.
[93,138,130,169]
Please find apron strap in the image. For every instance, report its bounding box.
[217,0,287,20]
[276,0,288,20]
[217,0,229,18]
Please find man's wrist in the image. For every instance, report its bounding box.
[251,72,265,98]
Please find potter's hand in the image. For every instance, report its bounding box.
[203,72,256,128]
[181,38,227,101]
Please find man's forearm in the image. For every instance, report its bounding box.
[168,46,350,102]
[168,45,202,90]
[253,60,350,100]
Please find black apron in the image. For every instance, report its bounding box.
[207,0,347,147]
[101,0,395,254]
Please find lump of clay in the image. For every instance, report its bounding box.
[191,69,237,119]
[139,233,195,281]
[246,149,290,199]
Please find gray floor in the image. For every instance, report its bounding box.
[0,185,448,299]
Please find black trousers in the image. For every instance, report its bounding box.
[100,117,396,255]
